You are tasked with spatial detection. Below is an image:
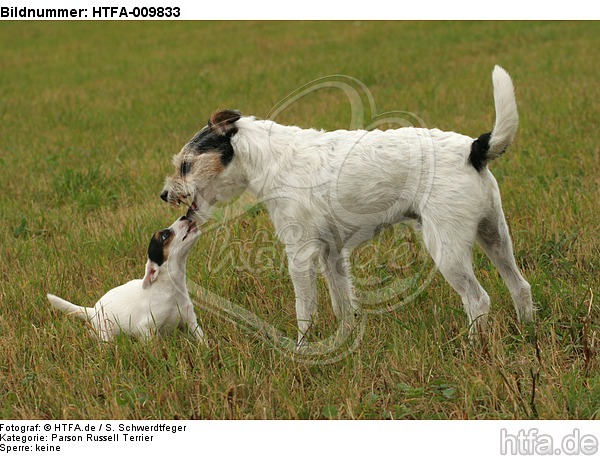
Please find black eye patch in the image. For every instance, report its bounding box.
[147,229,172,266]
[180,160,192,176]
[186,126,236,166]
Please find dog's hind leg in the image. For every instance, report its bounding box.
[477,208,533,324]
[422,218,490,335]
[319,247,357,325]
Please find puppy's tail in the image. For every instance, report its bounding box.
[469,65,519,171]
[47,293,91,321]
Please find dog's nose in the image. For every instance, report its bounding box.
[160,190,168,202]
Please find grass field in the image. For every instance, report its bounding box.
[0,21,598,420]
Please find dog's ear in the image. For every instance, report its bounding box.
[208,109,241,136]
[142,260,160,289]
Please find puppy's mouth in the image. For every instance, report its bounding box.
[185,201,198,218]
[182,220,199,241]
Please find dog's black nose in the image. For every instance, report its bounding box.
[160,190,168,202]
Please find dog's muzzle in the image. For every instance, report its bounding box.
[161,190,199,219]
[160,190,192,209]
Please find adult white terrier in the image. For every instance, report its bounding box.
[47,216,204,342]
[161,66,534,343]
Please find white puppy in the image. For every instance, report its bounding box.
[47,216,204,342]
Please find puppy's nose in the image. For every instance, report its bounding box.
[160,190,169,202]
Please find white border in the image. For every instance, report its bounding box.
[1,0,599,19]
[1,420,599,456]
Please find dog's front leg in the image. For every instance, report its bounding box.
[186,315,205,343]
[320,248,357,328]
[286,244,319,346]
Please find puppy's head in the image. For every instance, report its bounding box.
[142,216,200,289]
[160,109,246,222]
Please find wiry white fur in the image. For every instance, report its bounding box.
[48,218,204,342]
[176,66,533,343]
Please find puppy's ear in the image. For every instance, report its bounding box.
[208,109,241,136]
[142,260,160,289]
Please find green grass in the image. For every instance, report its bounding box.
[0,21,598,419]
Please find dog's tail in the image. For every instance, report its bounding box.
[47,293,92,321]
[469,65,518,171]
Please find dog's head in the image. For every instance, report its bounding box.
[142,216,200,289]
[160,109,247,222]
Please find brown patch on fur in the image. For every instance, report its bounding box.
[174,151,225,180]
[163,233,174,263]
[201,153,226,176]
[209,109,241,135]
